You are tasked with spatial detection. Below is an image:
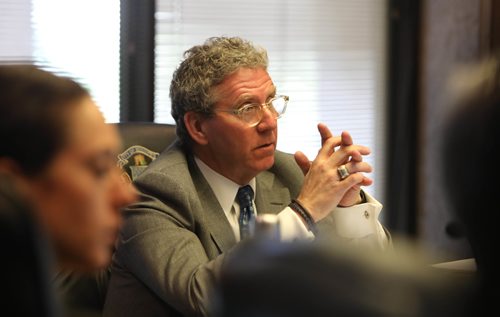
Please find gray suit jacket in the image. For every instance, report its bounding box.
[103,142,367,317]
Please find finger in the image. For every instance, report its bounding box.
[343,175,373,192]
[360,176,373,186]
[324,136,342,156]
[339,173,373,186]
[340,130,353,146]
[349,149,363,162]
[317,135,343,160]
[338,173,366,192]
[344,161,373,174]
[294,151,311,175]
[330,145,371,166]
[340,131,362,162]
[343,173,373,187]
[318,123,334,147]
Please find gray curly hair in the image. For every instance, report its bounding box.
[170,36,269,148]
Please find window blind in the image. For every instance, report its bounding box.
[154,0,387,200]
[0,0,33,61]
[0,0,121,122]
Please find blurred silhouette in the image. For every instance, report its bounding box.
[0,65,137,316]
[215,238,474,317]
[441,52,500,314]
[0,174,59,317]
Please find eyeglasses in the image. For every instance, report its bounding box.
[213,95,289,127]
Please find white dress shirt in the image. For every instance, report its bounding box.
[194,157,387,246]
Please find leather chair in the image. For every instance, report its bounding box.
[113,122,177,153]
[113,122,177,182]
[56,122,177,315]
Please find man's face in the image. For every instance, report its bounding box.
[197,67,278,185]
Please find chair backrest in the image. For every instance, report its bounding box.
[111,122,177,182]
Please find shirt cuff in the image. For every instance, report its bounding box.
[277,207,315,241]
[331,191,384,239]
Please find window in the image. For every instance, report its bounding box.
[0,0,120,122]
[1,0,388,199]
[155,0,387,199]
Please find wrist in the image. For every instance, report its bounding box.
[289,199,318,234]
[338,190,367,207]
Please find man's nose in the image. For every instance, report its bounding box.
[257,105,278,130]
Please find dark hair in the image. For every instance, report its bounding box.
[0,65,90,176]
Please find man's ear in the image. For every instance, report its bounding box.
[184,111,209,145]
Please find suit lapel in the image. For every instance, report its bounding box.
[186,153,293,253]
[188,156,237,254]
[255,170,291,215]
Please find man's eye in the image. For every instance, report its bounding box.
[240,104,258,114]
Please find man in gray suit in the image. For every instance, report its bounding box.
[104,36,389,316]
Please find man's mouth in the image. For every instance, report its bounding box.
[256,142,275,150]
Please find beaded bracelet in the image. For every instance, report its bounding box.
[289,199,318,235]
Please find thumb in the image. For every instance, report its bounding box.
[294,151,311,175]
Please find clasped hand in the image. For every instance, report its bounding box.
[294,123,373,222]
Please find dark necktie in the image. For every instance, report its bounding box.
[236,185,255,240]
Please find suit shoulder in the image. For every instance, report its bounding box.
[267,150,303,197]
[273,150,302,176]
[137,143,189,180]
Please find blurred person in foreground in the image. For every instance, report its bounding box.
[441,52,500,315]
[215,238,474,317]
[104,36,390,317]
[0,65,137,316]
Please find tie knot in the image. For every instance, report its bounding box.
[236,185,254,205]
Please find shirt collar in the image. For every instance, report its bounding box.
[194,156,256,215]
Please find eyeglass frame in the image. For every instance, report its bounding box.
[210,95,289,127]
